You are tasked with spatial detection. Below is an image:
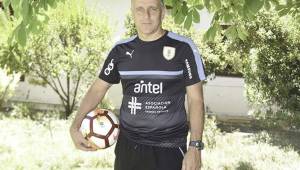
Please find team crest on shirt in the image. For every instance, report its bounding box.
[163,46,176,60]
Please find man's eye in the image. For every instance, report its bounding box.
[150,7,158,11]
[136,8,144,13]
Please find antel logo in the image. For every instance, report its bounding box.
[134,80,163,94]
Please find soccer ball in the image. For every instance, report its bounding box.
[80,109,120,149]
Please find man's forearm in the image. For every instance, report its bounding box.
[70,79,111,130]
[187,82,205,141]
[71,91,103,130]
[189,99,205,141]
[185,82,205,169]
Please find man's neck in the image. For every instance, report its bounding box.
[138,29,166,42]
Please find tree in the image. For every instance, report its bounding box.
[1,0,299,81]
[165,0,300,41]
[243,14,299,127]
[204,11,300,128]
[1,0,299,47]
[1,1,112,118]
[0,0,64,46]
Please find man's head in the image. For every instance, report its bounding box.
[131,0,166,37]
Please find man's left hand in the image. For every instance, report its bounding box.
[181,147,201,170]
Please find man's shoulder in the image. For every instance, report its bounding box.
[113,35,137,49]
[166,31,196,48]
[106,35,137,57]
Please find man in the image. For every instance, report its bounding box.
[70,0,206,169]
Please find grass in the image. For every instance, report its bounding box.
[0,118,114,170]
[0,117,299,170]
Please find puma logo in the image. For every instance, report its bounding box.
[126,50,134,58]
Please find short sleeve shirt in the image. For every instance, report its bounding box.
[99,31,206,147]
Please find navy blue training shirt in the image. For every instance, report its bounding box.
[99,31,206,147]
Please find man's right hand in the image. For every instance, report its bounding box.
[69,127,97,151]
[69,79,111,152]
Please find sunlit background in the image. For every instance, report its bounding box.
[0,0,299,169]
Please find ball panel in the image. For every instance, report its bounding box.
[107,111,119,125]
[92,116,112,136]
[89,136,105,149]
[80,118,91,136]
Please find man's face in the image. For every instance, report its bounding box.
[131,0,165,36]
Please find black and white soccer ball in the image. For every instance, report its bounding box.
[80,109,119,149]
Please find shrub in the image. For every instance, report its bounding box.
[242,13,300,129]
[0,69,19,107]
[202,11,300,129]
[203,115,222,149]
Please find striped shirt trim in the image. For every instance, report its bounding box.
[119,70,184,79]
[112,35,137,48]
[167,32,206,80]
[119,70,183,76]
[120,74,183,80]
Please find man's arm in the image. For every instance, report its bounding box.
[187,81,205,142]
[69,78,112,151]
[182,81,205,170]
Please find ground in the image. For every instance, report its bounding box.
[0,117,299,170]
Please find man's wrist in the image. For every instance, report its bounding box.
[189,140,204,150]
[188,146,201,151]
[187,146,202,155]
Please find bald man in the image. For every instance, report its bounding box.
[70,0,206,169]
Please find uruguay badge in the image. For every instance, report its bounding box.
[163,46,176,60]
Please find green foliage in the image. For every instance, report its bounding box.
[6,102,62,121]
[25,2,111,118]
[10,102,36,119]
[236,161,255,170]
[199,32,244,76]
[205,11,299,127]
[0,43,25,74]
[242,14,299,117]
[0,10,25,74]
[3,98,115,121]
[252,130,272,143]
[203,116,221,149]
[167,0,300,41]
[253,109,300,130]
[0,69,19,106]
[1,0,112,118]
[1,0,299,49]
[124,13,137,38]
[1,0,65,46]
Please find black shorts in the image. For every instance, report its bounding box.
[114,133,187,170]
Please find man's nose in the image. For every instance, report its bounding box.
[143,10,151,20]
